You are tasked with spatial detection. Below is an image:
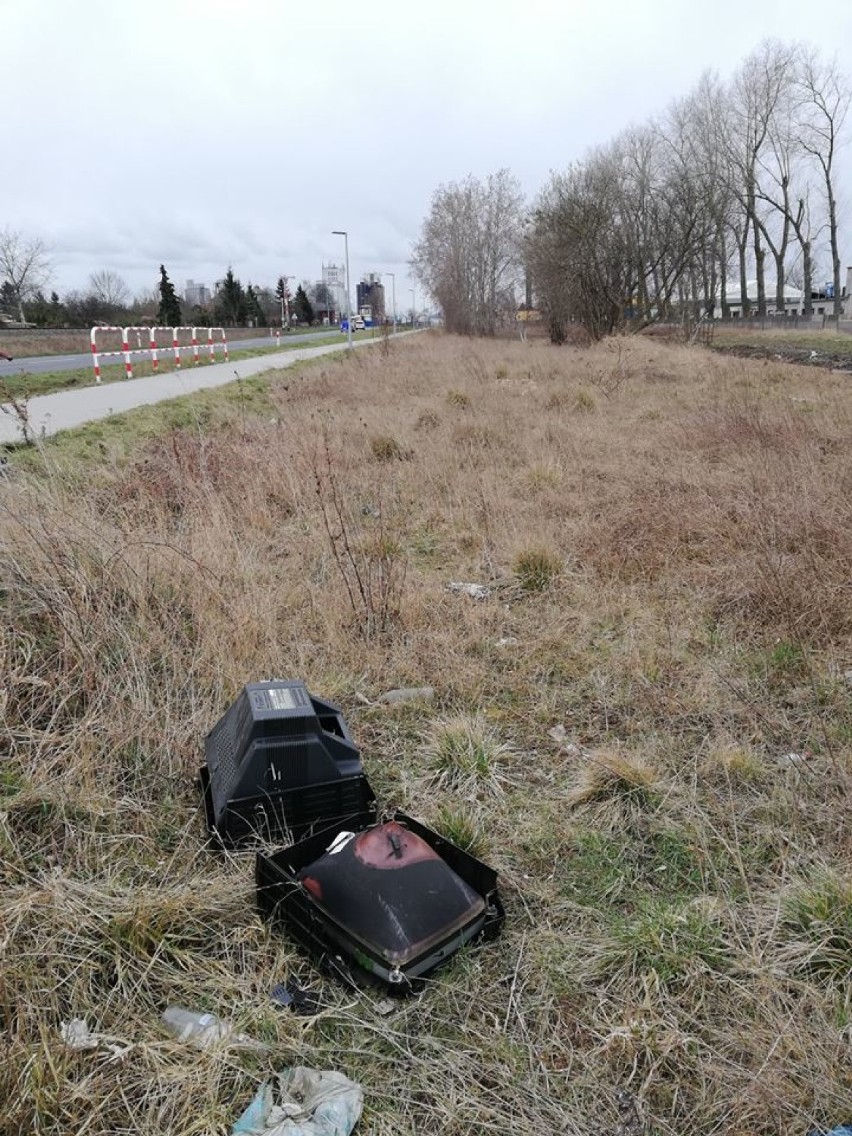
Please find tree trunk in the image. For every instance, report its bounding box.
[719,228,730,319]
[752,212,766,317]
[738,226,750,316]
[802,241,813,318]
[827,184,841,318]
[774,250,785,314]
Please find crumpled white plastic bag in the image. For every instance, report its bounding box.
[60,1018,133,1062]
[232,1067,363,1136]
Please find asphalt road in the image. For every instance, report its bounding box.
[0,329,345,376]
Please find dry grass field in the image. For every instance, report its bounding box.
[1,333,851,1135]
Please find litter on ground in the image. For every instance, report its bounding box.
[446,581,491,600]
[231,1067,363,1136]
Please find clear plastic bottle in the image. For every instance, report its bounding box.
[161,1006,266,1051]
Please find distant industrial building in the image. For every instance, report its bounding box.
[184,280,211,307]
[713,268,851,318]
[322,263,347,321]
[356,273,385,323]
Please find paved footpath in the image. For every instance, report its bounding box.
[0,334,415,445]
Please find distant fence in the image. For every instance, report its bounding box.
[90,325,228,382]
[719,314,850,332]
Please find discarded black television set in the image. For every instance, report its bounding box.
[201,680,504,992]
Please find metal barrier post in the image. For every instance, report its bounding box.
[90,326,125,383]
[91,327,101,382]
[121,327,134,379]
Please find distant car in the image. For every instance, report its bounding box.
[340,317,366,332]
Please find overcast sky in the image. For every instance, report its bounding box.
[4,0,852,310]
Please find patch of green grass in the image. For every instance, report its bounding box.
[602,899,728,988]
[426,714,510,795]
[561,827,707,910]
[432,804,487,858]
[513,546,562,592]
[713,329,852,356]
[4,368,289,473]
[0,765,26,798]
[781,869,852,982]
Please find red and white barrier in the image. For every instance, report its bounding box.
[90,326,122,382]
[203,326,229,364]
[90,325,229,382]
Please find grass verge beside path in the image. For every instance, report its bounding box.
[0,330,376,399]
[711,326,852,368]
[1,333,851,1135]
[2,348,355,470]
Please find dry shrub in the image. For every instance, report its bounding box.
[513,546,562,592]
[415,409,440,430]
[446,389,471,408]
[369,433,407,462]
[578,476,725,582]
[686,400,820,456]
[567,750,660,808]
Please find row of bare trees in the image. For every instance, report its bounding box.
[413,40,849,341]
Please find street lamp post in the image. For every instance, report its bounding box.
[332,230,352,350]
[410,287,415,328]
[385,272,396,335]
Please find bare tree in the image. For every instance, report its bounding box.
[798,48,850,317]
[412,170,523,335]
[754,72,818,318]
[728,41,798,316]
[528,151,635,341]
[0,228,52,322]
[88,269,130,310]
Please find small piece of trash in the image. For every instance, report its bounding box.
[378,686,435,704]
[548,725,584,755]
[271,980,322,1017]
[161,1006,267,1052]
[232,1067,363,1136]
[446,582,491,600]
[775,751,810,770]
[375,999,396,1016]
[496,637,519,648]
[61,1018,99,1050]
[60,1018,134,1061]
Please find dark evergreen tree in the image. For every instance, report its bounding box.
[214,268,247,326]
[245,284,267,327]
[0,281,17,314]
[156,264,182,327]
[294,284,314,325]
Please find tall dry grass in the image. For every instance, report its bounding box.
[1,334,851,1134]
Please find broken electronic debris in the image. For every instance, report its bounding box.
[201,680,504,992]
